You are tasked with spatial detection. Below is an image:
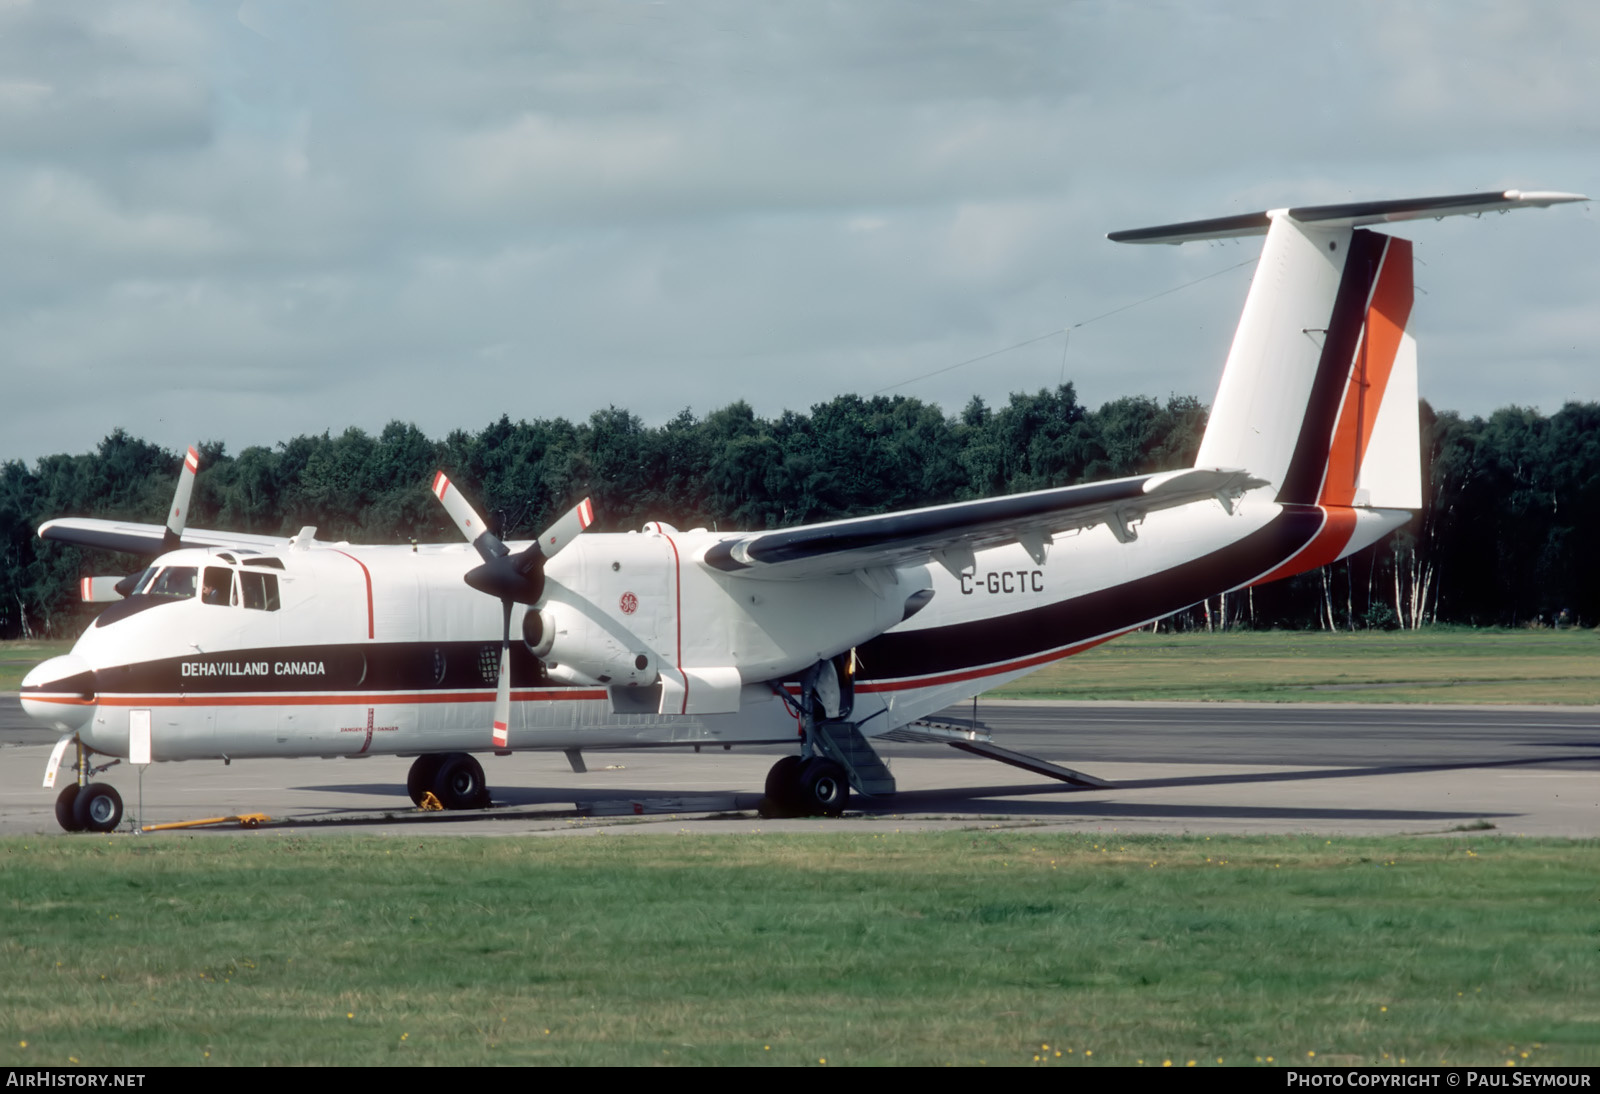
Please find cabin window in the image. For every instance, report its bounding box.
[201,567,233,607]
[148,567,197,600]
[239,571,281,612]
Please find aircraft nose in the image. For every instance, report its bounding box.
[20,655,98,732]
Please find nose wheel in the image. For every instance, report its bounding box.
[54,785,83,832]
[51,737,125,833]
[73,784,124,832]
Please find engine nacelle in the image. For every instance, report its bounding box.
[523,603,658,689]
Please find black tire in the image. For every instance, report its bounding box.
[55,785,84,832]
[432,753,489,810]
[762,755,805,817]
[406,755,445,806]
[73,784,123,833]
[797,758,849,818]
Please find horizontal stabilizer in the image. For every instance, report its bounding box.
[1109,189,1587,245]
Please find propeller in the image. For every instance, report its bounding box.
[430,472,594,748]
[163,445,200,553]
[89,445,201,601]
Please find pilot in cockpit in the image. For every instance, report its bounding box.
[201,574,229,606]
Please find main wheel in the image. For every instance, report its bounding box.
[406,755,445,806]
[55,785,84,832]
[761,755,805,817]
[432,753,489,810]
[73,784,123,833]
[797,758,849,818]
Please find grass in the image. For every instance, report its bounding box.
[1,832,1595,1067]
[994,629,1600,703]
[0,639,74,690]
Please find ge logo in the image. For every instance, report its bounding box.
[619,592,638,615]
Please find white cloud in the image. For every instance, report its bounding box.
[0,0,1595,465]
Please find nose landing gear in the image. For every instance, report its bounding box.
[50,737,124,833]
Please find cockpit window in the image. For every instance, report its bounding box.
[128,567,157,595]
[147,566,197,600]
[240,571,280,612]
[201,566,233,607]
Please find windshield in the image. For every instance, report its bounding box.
[147,566,197,600]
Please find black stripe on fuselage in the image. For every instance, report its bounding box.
[61,641,554,698]
[42,508,1326,698]
[853,505,1324,682]
[1275,229,1386,506]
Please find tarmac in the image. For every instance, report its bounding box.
[2,697,1595,838]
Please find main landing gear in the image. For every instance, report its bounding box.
[53,737,124,833]
[406,753,491,810]
[763,754,850,818]
[760,654,884,819]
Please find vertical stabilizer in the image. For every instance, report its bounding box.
[1194,214,1353,497]
[1193,217,1418,508]
[1113,189,1588,510]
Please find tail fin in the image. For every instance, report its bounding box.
[1196,219,1419,508]
[1110,190,1585,508]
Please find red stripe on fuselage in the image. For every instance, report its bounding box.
[1251,505,1358,586]
[659,530,687,713]
[854,633,1122,692]
[332,550,375,639]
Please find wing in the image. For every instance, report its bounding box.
[702,467,1263,580]
[38,518,292,556]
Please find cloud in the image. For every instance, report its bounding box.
[0,1,1594,466]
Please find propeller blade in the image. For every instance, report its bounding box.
[431,472,506,562]
[161,446,200,553]
[492,601,512,749]
[80,576,126,603]
[433,478,594,606]
[537,497,594,560]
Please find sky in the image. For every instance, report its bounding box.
[2,1,1596,465]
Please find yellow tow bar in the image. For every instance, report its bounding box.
[142,813,272,831]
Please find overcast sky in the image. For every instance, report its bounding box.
[2,1,1595,465]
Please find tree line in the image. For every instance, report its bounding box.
[2,388,1595,638]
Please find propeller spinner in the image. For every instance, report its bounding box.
[430,473,593,748]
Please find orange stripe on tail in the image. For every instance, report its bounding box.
[1321,238,1413,506]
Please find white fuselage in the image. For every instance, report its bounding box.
[23,489,1408,763]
